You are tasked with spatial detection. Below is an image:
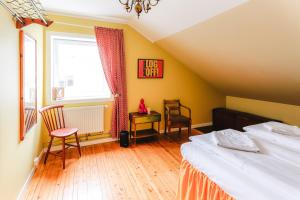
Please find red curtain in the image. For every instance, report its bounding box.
[94,26,128,138]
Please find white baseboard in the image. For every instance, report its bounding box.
[44,122,213,152]
[159,122,212,134]
[17,150,44,200]
[44,137,118,152]
[192,122,212,128]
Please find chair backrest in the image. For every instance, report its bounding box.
[39,105,65,134]
[163,99,181,116]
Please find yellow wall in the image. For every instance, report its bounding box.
[0,7,44,200]
[0,11,224,199]
[42,14,225,145]
[226,96,300,126]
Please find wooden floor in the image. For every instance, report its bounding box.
[24,130,201,200]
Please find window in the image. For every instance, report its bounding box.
[49,33,111,103]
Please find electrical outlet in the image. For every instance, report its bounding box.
[33,157,39,167]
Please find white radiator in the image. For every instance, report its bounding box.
[63,105,105,135]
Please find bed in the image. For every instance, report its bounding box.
[178,122,300,200]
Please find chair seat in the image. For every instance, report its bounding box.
[51,128,79,138]
[169,115,190,123]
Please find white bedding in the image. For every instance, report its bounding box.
[181,127,300,200]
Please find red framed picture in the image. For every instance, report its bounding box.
[137,59,164,79]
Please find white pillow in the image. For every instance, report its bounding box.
[264,122,300,136]
[213,129,260,152]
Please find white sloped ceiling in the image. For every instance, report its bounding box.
[156,0,300,105]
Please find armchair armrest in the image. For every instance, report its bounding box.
[165,105,178,121]
[180,104,191,119]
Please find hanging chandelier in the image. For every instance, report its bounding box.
[118,0,160,18]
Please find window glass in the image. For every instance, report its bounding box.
[51,35,111,101]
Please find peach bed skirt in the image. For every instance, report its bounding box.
[177,160,234,200]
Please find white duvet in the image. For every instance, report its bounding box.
[181,125,300,200]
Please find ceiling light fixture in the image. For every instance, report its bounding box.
[118,0,160,18]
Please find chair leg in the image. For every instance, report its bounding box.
[164,119,167,135]
[62,137,65,169]
[188,122,192,137]
[75,132,81,157]
[44,136,54,164]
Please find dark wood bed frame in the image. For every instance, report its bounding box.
[212,107,282,132]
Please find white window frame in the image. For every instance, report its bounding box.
[46,31,113,105]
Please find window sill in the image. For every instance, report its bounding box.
[51,97,114,105]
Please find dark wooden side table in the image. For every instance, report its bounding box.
[129,111,161,145]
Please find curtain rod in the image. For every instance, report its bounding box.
[54,21,94,29]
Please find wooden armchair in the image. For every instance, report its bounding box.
[163,99,192,137]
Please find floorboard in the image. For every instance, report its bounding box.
[24,129,201,200]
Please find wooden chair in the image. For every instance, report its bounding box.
[164,99,192,137]
[39,105,81,169]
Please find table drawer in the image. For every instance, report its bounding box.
[134,115,161,124]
